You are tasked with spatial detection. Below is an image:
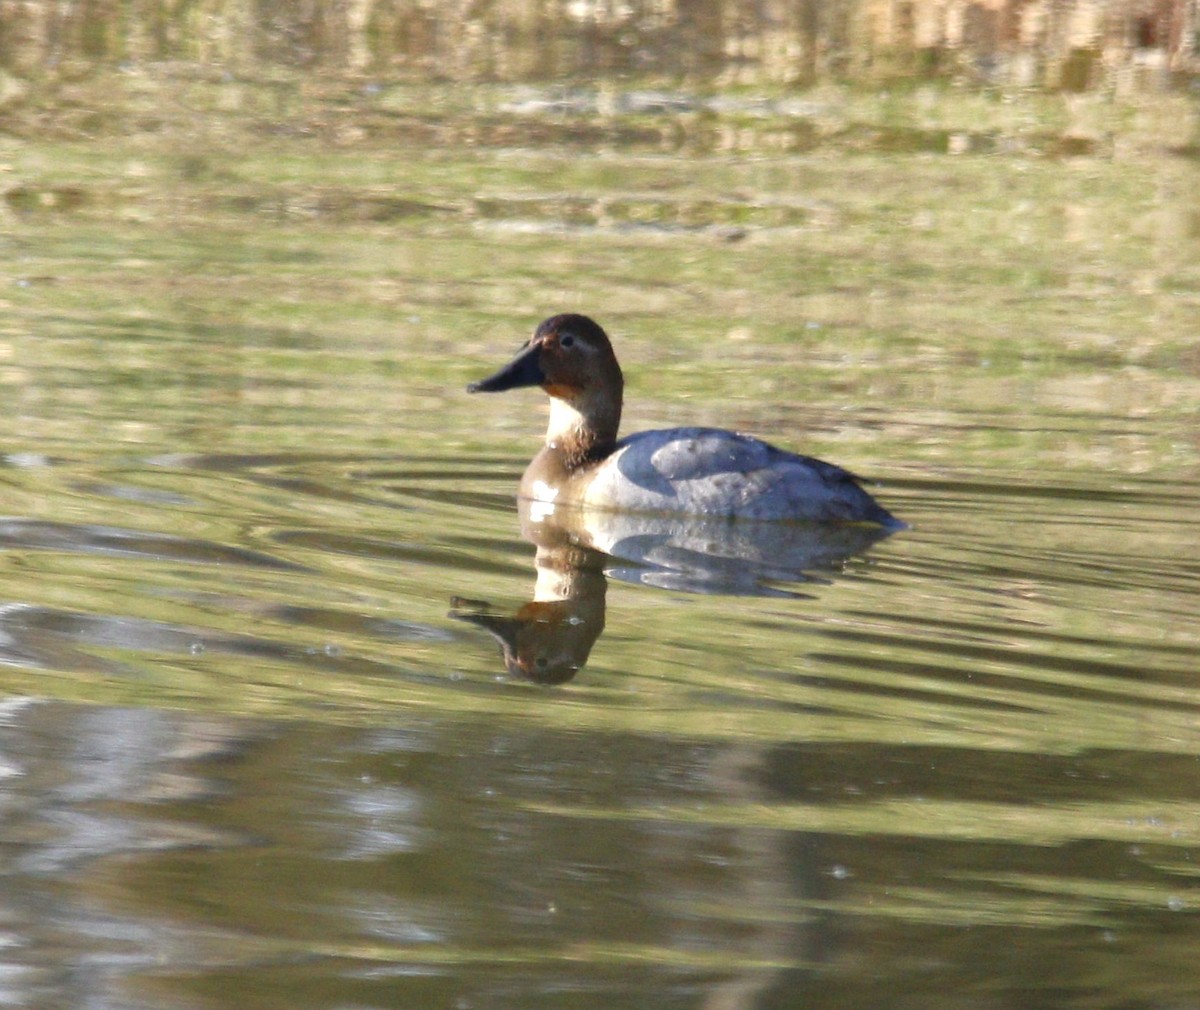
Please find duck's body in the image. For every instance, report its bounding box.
[522,427,899,524]
[470,314,903,528]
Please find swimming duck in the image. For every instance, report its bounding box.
[468,314,903,527]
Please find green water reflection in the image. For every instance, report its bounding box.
[0,10,1199,1010]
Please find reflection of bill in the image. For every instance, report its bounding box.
[451,497,897,683]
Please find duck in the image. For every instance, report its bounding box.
[468,314,904,527]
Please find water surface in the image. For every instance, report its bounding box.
[1,51,1199,1010]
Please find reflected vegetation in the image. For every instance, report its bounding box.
[0,0,1195,89]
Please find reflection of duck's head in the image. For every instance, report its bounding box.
[450,529,608,685]
[451,597,603,685]
[469,314,904,526]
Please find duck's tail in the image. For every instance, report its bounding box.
[868,501,908,531]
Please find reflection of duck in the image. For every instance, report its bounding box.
[469,313,904,527]
[451,499,898,682]
[450,518,607,685]
[526,499,894,596]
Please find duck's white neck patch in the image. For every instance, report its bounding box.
[546,395,589,448]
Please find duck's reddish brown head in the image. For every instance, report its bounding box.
[468,314,625,466]
[467,314,621,398]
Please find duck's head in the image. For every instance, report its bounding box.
[468,314,624,459]
[468,314,623,402]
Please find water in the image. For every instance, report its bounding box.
[2,19,1200,1009]
[1,448,1197,1009]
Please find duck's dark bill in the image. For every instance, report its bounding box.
[467,343,546,393]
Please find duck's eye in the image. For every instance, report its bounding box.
[559,334,575,348]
